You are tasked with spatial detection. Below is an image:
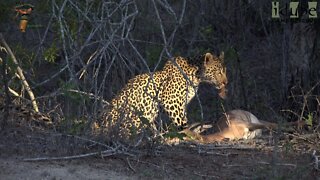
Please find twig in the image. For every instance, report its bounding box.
[199,144,257,150]
[280,109,305,120]
[193,172,219,179]
[23,136,135,161]
[129,158,161,168]
[23,150,117,161]
[33,14,54,66]
[79,50,98,79]
[8,87,21,97]
[222,164,252,167]
[222,162,297,168]
[23,131,141,162]
[54,133,113,149]
[126,157,136,172]
[33,65,68,88]
[151,0,170,57]
[257,161,297,168]
[312,150,319,170]
[55,0,76,81]
[198,150,231,157]
[284,132,317,144]
[0,33,39,112]
[66,89,110,105]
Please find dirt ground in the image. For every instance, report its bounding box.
[1,125,319,180]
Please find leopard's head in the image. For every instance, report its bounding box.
[201,52,227,99]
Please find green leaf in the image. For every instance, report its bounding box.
[306,113,313,127]
[44,43,58,63]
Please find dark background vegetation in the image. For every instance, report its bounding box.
[0,0,319,134]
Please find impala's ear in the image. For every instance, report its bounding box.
[219,51,224,61]
[204,53,213,64]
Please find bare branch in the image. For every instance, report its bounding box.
[0,33,39,112]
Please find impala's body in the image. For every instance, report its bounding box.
[183,110,276,143]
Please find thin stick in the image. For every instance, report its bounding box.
[222,162,296,168]
[23,150,117,161]
[66,89,110,105]
[8,87,21,97]
[312,150,319,170]
[126,157,136,172]
[257,161,297,168]
[194,172,219,179]
[198,144,257,150]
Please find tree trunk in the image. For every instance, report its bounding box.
[284,20,317,122]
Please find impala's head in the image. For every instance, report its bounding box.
[201,52,227,99]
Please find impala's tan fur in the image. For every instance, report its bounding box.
[183,109,277,143]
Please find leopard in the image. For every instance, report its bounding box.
[104,52,227,138]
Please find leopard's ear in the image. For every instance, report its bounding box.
[204,53,213,65]
[219,51,224,62]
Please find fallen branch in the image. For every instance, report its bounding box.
[312,150,319,171]
[53,133,112,149]
[126,157,136,172]
[23,133,138,162]
[193,172,219,179]
[23,150,117,161]
[0,33,39,112]
[197,150,231,157]
[257,161,297,168]
[198,144,257,150]
[222,162,296,168]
